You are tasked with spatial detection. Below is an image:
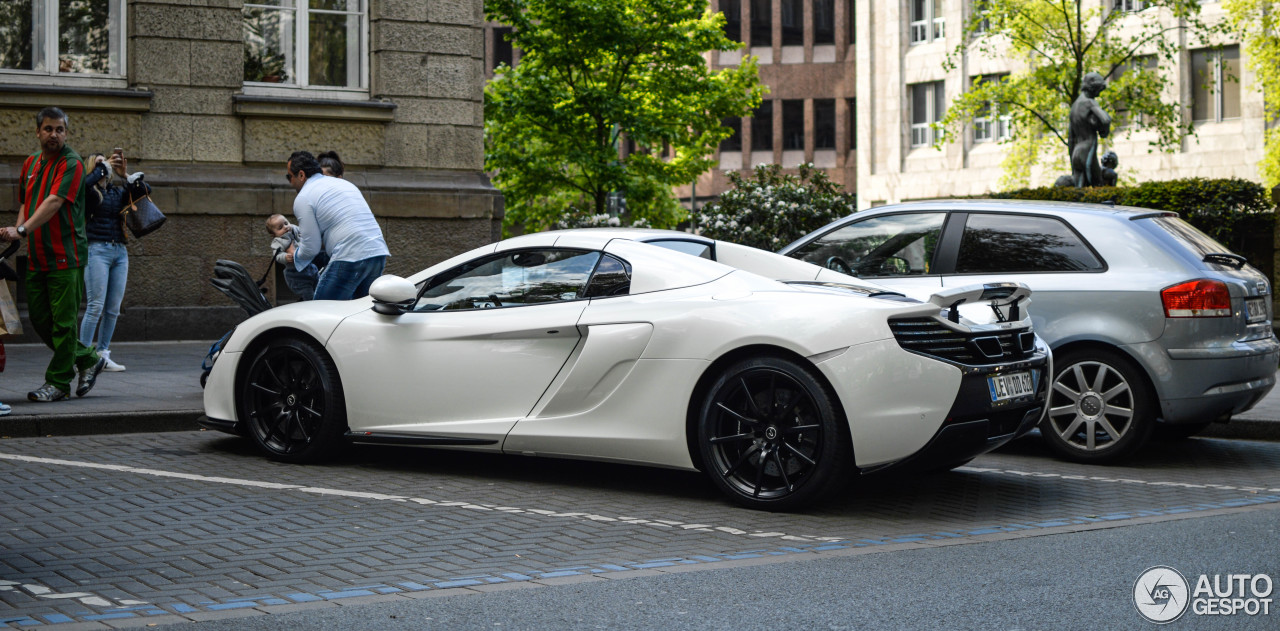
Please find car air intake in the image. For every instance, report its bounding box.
[888,317,1034,365]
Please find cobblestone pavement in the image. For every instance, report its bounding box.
[1,430,1278,627]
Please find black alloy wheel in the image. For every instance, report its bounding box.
[239,336,347,464]
[698,356,852,511]
[1041,348,1155,463]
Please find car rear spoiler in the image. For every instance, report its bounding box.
[928,282,1032,324]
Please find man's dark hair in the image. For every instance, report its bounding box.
[35,107,69,129]
[317,150,345,177]
[288,150,322,178]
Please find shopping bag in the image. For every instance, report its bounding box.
[0,280,21,337]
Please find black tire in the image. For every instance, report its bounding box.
[1040,348,1155,463]
[238,336,348,464]
[697,356,852,511]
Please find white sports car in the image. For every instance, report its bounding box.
[201,229,1050,510]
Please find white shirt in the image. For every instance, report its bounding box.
[292,173,389,271]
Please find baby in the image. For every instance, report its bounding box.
[266,214,320,300]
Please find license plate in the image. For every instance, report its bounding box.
[988,371,1035,402]
[1245,297,1267,324]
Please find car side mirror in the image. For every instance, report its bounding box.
[369,275,417,315]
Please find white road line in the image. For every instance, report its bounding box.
[0,579,145,608]
[957,466,1280,493]
[0,453,845,544]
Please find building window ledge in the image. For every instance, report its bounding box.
[232,94,396,122]
[0,84,151,112]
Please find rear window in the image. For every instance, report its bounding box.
[1144,216,1236,259]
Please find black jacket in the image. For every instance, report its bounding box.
[84,163,150,243]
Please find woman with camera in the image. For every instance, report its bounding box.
[79,148,148,372]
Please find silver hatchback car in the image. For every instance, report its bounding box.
[780,200,1279,462]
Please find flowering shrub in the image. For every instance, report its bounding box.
[555,211,653,230]
[695,163,855,251]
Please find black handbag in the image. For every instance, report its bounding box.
[121,189,167,238]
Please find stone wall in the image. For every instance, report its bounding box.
[0,0,500,342]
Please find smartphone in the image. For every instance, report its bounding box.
[112,148,123,157]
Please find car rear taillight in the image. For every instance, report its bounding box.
[1162,279,1231,318]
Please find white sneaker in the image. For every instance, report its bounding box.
[99,349,126,372]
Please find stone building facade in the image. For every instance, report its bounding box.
[855,1,1268,208]
[0,0,500,341]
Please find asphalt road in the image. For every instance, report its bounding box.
[1,430,1278,629]
[145,506,1280,631]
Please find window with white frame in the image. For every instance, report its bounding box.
[972,74,1010,142]
[1191,45,1240,122]
[1113,0,1145,12]
[972,0,990,33]
[911,0,944,44]
[244,0,367,90]
[0,0,124,77]
[1107,55,1156,128]
[910,80,945,147]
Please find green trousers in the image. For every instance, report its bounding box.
[26,267,98,393]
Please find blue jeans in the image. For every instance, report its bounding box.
[79,241,128,351]
[312,255,386,301]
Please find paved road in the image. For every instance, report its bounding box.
[1,429,1278,628]
[143,506,1280,631]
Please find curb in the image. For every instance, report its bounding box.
[0,409,203,439]
[2,410,1278,442]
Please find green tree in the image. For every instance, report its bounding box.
[1224,0,1280,188]
[939,1,1221,188]
[484,0,765,233]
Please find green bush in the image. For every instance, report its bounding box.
[987,177,1276,284]
[695,163,855,250]
[988,178,1273,242]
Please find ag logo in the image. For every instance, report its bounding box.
[1134,566,1190,624]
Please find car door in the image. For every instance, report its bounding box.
[938,212,1108,338]
[332,248,602,441]
[785,211,949,293]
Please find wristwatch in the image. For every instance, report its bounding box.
[16,226,26,238]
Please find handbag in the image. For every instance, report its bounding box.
[121,189,167,238]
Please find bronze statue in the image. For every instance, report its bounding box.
[1068,72,1112,188]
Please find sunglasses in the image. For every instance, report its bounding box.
[284,170,296,182]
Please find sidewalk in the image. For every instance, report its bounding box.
[0,341,210,438]
[0,339,1277,441]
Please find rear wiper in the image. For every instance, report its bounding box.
[1203,253,1247,269]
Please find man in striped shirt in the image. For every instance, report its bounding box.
[1,107,106,402]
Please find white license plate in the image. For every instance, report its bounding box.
[988,371,1035,402]
[1245,297,1267,324]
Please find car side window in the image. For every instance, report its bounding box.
[789,213,945,277]
[414,248,602,311]
[955,214,1103,273]
[583,254,632,297]
[647,239,713,259]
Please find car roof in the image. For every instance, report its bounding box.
[866,199,1171,219]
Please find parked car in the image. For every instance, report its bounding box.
[780,200,1279,463]
[200,228,1049,511]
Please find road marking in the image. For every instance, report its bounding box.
[0,579,145,608]
[956,466,1280,493]
[4,452,1274,552]
[0,453,846,544]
